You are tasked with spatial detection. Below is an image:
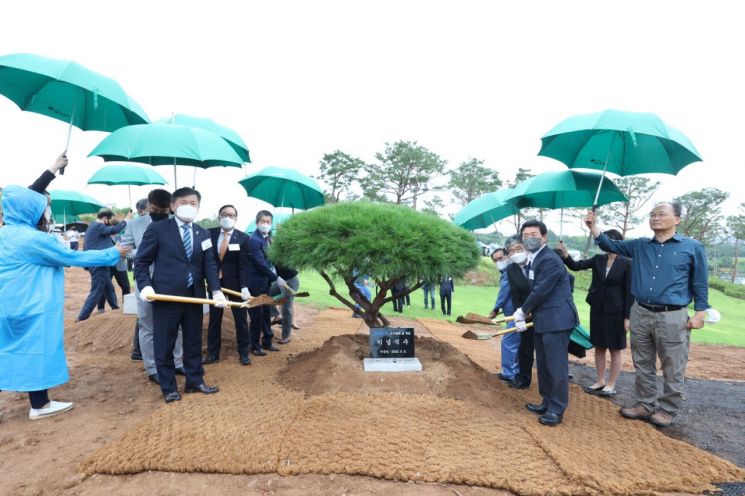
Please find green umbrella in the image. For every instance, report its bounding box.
[245,211,293,234]
[453,188,520,231]
[504,170,627,239]
[88,163,167,208]
[538,109,702,208]
[0,53,149,158]
[49,190,105,226]
[88,123,244,188]
[238,166,325,212]
[156,114,250,163]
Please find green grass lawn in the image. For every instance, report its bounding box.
[296,270,745,347]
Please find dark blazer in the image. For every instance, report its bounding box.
[439,277,454,296]
[521,246,579,333]
[134,218,220,299]
[506,263,531,309]
[563,253,633,317]
[209,227,250,291]
[246,230,278,290]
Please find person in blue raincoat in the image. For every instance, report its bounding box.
[0,185,129,420]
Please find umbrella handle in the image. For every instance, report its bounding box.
[60,105,76,176]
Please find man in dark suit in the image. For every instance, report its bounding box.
[513,220,579,426]
[134,187,227,403]
[246,210,284,356]
[204,204,252,366]
[439,276,454,315]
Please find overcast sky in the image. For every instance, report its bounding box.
[1,1,742,237]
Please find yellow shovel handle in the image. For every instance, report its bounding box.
[147,293,245,308]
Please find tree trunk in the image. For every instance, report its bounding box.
[732,238,740,283]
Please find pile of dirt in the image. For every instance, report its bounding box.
[65,311,137,354]
[278,334,506,406]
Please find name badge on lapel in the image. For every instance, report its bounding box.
[528,270,535,281]
[201,239,212,251]
[228,243,240,251]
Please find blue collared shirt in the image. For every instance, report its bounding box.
[493,270,515,316]
[595,232,709,311]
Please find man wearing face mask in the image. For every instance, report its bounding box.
[134,187,226,403]
[503,237,535,390]
[246,210,284,355]
[513,220,579,426]
[76,208,130,322]
[204,205,252,366]
[121,189,186,385]
[488,247,520,382]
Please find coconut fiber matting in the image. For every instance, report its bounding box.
[80,309,745,495]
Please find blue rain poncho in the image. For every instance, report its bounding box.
[0,185,120,392]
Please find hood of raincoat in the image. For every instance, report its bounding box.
[1,185,47,227]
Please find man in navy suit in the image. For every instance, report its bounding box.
[203,204,252,366]
[246,210,286,356]
[513,220,579,426]
[134,187,227,403]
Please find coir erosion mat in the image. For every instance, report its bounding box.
[80,309,745,495]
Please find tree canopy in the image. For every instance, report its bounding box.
[270,201,480,327]
[447,158,502,206]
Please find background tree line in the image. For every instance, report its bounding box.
[316,141,745,284]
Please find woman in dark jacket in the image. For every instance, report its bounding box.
[557,230,632,396]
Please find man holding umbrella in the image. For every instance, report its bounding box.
[585,203,708,427]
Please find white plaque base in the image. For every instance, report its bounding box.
[363,357,422,372]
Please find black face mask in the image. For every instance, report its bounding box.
[150,212,169,222]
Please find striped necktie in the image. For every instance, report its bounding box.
[182,224,194,287]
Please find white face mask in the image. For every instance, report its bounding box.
[257,223,272,235]
[175,205,198,223]
[495,260,509,271]
[219,217,236,230]
[44,206,53,223]
[510,252,528,265]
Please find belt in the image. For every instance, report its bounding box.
[637,302,683,313]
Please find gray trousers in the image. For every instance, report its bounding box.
[630,302,690,415]
[269,275,300,339]
[135,283,183,375]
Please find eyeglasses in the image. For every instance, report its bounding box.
[219,213,237,219]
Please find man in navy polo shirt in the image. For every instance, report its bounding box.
[585,202,708,427]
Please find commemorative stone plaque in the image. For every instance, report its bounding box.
[364,327,421,372]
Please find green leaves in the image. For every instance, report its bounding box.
[270,201,480,285]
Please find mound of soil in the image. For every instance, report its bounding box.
[278,334,507,407]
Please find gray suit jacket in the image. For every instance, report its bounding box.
[121,214,157,280]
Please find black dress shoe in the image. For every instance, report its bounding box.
[164,391,181,403]
[526,402,548,414]
[264,344,281,352]
[148,373,160,385]
[240,355,251,366]
[509,379,530,390]
[185,383,219,394]
[251,348,267,356]
[174,367,186,376]
[497,373,513,382]
[538,412,563,426]
[130,352,143,362]
[202,354,220,365]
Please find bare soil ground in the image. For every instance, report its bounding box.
[0,267,743,496]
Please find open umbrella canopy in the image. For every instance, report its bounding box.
[0,52,149,132]
[453,188,520,230]
[504,170,627,210]
[88,123,244,168]
[238,166,325,210]
[538,109,701,176]
[49,190,105,217]
[156,114,250,163]
[88,163,167,186]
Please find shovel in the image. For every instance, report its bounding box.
[462,323,533,340]
[221,287,310,301]
[456,312,515,326]
[148,292,277,308]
